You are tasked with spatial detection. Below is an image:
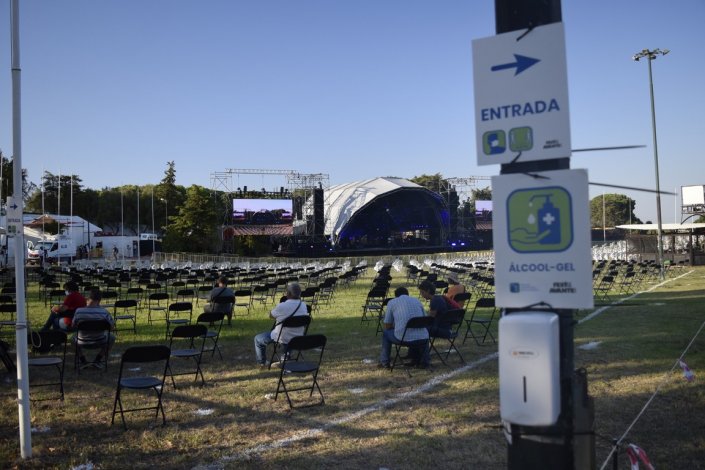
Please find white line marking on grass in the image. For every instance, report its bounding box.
[194,353,498,468]
[578,270,693,325]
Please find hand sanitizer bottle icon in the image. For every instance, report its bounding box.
[531,194,561,245]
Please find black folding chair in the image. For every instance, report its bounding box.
[274,334,327,409]
[429,308,466,365]
[210,295,235,326]
[375,298,393,336]
[73,319,113,373]
[111,345,171,430]
[145,292,169,325]
[0,303,16,341]
[462,298,497,345]
[113,299,138,333]
[167,324,207,388]
[196,312,225,359]
[166,302,193,339]
[389,316,434,372]
[268,315,312,369]
[28,330,68,400]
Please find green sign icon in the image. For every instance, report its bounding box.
[507,186,573,253]
[509,127,533,152]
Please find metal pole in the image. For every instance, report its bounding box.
[602,192,606,243]
[136,187,141,260]
[10,0,32,457]
[151,188,155,254]
[647,56,665,279]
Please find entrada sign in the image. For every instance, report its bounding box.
[473,22,571,165]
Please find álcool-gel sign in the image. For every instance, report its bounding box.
[492,169,593,308]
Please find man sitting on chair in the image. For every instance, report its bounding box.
[41,280,86,331]
[253,282,309,368]
[73,289,115,369]
[204,276,235,317]
[379,287,429,369]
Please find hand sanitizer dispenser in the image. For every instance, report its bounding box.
[499,311,560,426]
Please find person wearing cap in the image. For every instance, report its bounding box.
[40,280,87,331]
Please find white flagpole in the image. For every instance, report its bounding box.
[70,175,73,262]
[136,187,141,260]
[10,0,32,458]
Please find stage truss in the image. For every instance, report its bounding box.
[210,169,331,250]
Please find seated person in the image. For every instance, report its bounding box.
[253,282,309,367]
[204,276,235,321]
[379,287,430,368]
[445,275,467,308]
[419,280,453,338]
[73,289,116,369]
[41,281,86,331]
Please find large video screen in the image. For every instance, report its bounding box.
[475,200,493,220]
[231,198,293,236]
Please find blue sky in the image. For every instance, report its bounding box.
[0,0,703,223]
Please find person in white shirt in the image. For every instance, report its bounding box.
[253,282,309,367]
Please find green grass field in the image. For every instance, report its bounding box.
[0,263,703,469]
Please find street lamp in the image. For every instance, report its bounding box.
[633,48,669,280]
[160,198,168,231]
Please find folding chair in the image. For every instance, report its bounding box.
[175,288,196,304]
[196,285,213,305]
[274,334,327,409]
[166,302,193,339]
[251,285,270,305]
[452,292,472,308]
[268,315,312,369]
[101,290,119,309]
[233,289,252,317]
[389,316,434,372]
[113,299,138,333]
[125,286,144,302]
[593,275,615,303]
[300,287,319,314]
[111,345,171,430]
[196,312,225,359]
[145,292,169,325]
[0,303,16,341]
[375,298,393,336]
[167,324,207,388]
[361,287,386,323]
[73,319,113,373]
[28,330,68,400]
[429,308,466,365]
[462,298,497,345]
[209,295,235,325]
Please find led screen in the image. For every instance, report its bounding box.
[475,200,493,220]
[231,198,293,236]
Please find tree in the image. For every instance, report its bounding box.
[25,171,83,215]
[155,161,186,232]
[0,151,35,204]
[410,173,450,193]
[165,185,219,252]
[590,193,642,228]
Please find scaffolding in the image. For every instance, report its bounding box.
[210,169,330,252]
[444,176,492,238]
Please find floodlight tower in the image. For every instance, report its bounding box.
[633,48,669,280]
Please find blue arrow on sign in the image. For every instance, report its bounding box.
[491,54,540,76]
[9,203,18,210]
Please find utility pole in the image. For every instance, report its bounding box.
[493,1,594,469]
